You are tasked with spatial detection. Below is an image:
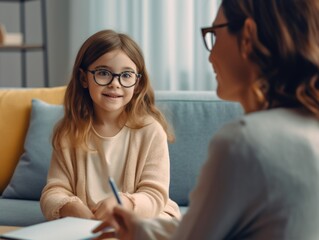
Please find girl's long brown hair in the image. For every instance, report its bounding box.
[222,0,319,115]
[53,30,174,150]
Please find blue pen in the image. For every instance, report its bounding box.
[108,177,123,205]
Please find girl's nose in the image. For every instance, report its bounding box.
[108,76,121,88]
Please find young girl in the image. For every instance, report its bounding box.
[40,30,180,221]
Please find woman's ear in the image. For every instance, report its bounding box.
[240,18,258,59]
[79,69,88,88]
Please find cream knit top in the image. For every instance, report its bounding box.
[86,126,129,208]
[40,117,180,220]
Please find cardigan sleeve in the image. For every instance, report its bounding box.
[40,146,83,220]
[122,120,179,218]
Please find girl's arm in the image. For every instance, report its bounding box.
[122,121,175,218]
[40,147,90,220]
[60,201,94,219]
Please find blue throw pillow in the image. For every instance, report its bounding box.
[2,99,63,200]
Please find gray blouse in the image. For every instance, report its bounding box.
[136,108,319,240]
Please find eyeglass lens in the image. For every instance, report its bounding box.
[204,32,215,51]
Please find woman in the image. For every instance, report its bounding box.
[93,0,319,239]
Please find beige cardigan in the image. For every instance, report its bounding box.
[40,118,180,220]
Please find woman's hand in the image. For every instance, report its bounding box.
[92,206,141,240]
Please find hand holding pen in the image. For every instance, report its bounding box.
[91,177,124,239]
[93,180,138,240]
[91,177,122,221]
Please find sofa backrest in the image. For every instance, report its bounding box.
[156,91,243,206]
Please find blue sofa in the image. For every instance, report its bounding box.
[0,89,243,226]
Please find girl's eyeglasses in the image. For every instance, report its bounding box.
[87,69,142,88]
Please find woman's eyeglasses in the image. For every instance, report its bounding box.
[201,23,230,51]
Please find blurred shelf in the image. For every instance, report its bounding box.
[0,44,44,50]
[0,0,37,2]
[0,0,48,87]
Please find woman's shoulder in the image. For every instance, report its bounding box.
[213,108,318,149]
[238,107,317,133]
[207,110,278,168]
[221,107,306,128]
[212,109,278,145]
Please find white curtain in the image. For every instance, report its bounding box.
[68,0,220,90]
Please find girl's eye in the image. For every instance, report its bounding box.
[97,70,111,77]
[121,72,133,79]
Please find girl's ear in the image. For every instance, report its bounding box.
[79,69,88,88]
[240,18,258,59]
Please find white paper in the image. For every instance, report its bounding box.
[0,217,113,240]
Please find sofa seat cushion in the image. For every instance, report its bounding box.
[0,86,66,193]
[0,199,45,226]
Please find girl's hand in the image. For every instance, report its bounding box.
[92,206,141,240]
[93,194,134,220]
[92,197,118,220]
[60,201,94,219]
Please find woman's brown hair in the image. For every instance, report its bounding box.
[222,0,319,115]
[53,30,174,150]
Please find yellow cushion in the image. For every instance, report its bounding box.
[0,86,66,193]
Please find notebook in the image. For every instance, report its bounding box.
[0,217,113,240]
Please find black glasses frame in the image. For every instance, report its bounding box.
[87,69,142,88]
[201,23,230,51]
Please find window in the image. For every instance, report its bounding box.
[69,0,220,90]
